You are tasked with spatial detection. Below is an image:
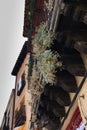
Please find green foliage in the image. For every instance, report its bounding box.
[28,22,62,88]
[37,50,62,84]
[28,59,34,82]
[32,22,55,57]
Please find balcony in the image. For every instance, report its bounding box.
[15,105,26,127]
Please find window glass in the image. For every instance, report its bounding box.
[17,72,25,96]
[18,78,22,91]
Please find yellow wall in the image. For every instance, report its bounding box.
[14,53,32,130]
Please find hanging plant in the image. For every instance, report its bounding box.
[28,22,62,89]
[32,22,55,57]
[37,50,62,84]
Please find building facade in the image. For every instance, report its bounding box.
[12,41,32,130]
[22,0,87,130]
[1,0,87,130]
[1,89,15,130]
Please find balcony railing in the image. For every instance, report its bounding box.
[15,105,26,127]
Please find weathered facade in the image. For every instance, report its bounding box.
[1,89,15,130]
[12,41,32,130]
[22,0,87,130]
[23,0,47,38]
[2,0,87,130]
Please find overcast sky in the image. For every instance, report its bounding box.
[0,0,27,124]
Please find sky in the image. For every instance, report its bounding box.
[0,0,27,124]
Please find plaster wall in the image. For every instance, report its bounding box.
[14,54,32,130]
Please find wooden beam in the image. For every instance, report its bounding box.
[62,4,75,17]
[61,53,86,76]
[52,32,87,55]
[49,88,71,106]
[73,6,87,22]
[41,113,60,130]
[63,0,87,5]
[62,4,87,26]
[37,102,60,130]
[83,13,87,25]
[47,101,65,117]
[40,94,65,117]
[57,15,87,32]
[56,70,77,92]
[74,41,87,54]
[44,118,60,130]
[43,85,71,106]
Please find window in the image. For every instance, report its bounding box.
[15,105,26,127]
[17,73,26,96]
